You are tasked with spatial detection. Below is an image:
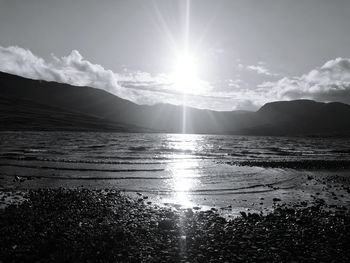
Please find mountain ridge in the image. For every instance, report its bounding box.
[1,71,349,136]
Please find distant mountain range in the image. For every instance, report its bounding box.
[1,71,350,136]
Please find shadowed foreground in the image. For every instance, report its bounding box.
[1,189,350,262]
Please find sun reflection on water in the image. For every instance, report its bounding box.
[164,134,201,208]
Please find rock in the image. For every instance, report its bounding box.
[2,188,350,262]
[158,219,175,230]
[240,211,248,219]
[173,204,182,210]
[249,213,261,221]
[185,209,194,217]
[164,211,175,219]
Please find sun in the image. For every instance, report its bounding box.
[171,52,202,94]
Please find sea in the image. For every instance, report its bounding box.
[1,131,350,214]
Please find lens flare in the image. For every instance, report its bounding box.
[171,52,203,93]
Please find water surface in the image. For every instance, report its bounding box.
[1,132,350,214]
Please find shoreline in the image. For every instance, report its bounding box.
[230,159,350,170]
[1,188,350,262]
[2,168,350,215]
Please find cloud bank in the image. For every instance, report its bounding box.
[0,46,135,99]
[0,45,218,108]
[260,58,350,105]
[1,45,350,111]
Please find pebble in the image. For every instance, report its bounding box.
[1,188,350,262]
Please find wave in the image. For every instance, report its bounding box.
[118,188,280,195]
[128,146,150,151]
[81,144,108,149]
[0,155,167,165]
[178,177,298,193]
[0,163,165,172]
[331,149,350,154]
[0,154,215,163]
[230,159,350,169]
[2,174,171,180]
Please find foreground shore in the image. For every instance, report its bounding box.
[1,188,350,262]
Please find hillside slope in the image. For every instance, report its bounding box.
[1,71,350,135]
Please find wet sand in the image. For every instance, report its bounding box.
[1,188,350,262]
[2,164,350,218]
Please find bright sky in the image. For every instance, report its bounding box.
[1,0,350,110]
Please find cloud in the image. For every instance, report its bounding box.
[0,45,260,111]
[0,45,223,107]
[0,45,127,96]
[3,45,348,112]
[0,45,192,105]
[232,99,260,111]
[259,58,350,105]
[246,65,279,77]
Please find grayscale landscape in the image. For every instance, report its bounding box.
[1,1,350,262]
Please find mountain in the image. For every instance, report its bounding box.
[250,100,350,135]
[0,95,149,132]
[1,71,350,136]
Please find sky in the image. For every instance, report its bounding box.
[1,0,350,111]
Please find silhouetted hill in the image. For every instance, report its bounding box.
[0,95,150,132]
[0,71,349,136]
[251,100,350,135]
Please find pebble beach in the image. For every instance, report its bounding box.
[1,188,350,262]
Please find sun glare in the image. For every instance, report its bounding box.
[172,52,202,94]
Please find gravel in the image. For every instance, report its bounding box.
[1,188,350,262]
